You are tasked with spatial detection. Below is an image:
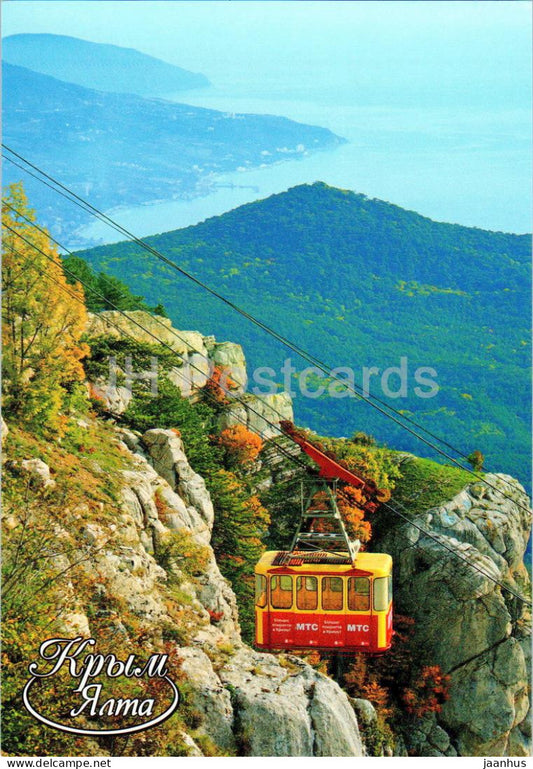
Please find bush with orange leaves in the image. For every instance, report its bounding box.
[203,365,237,405]
[402,665,450,718]
[218,424,263,467]
[344,615,450,724]
[344,654,392,718]
[337,484,373,542]
[304,650,329,675]
[312,485,372,543]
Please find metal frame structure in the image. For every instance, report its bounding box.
[289,478,361,565]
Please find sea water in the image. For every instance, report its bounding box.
[76,82,531,245]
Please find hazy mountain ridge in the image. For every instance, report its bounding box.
[2,33,210,94]
[74,183,532,486]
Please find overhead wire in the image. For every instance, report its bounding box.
[4,234,529,606]
[2,232,309,472]
[10,209,531,559]
[0,143,516,478]
[3,145,488,467]
[3,203,305,431]
[5,201,320,472]
[381,496,529,604]
[2,145,531,516]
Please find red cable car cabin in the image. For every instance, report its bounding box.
[254,550,393,653]
[254,421,393,654]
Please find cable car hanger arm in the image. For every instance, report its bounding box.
[280,421,385,512]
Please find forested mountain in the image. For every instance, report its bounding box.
[2,64,344,235]
[3,33,210,94]
[75,183,532,486]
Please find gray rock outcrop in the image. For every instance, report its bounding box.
[142,428,215,536]
[85,312,293,437]
[219,392,294,439]
[220,647,363,756]
[7,457,57,489]
[209,340,247,393]
[378,468,532,756]
[86,311,213,409]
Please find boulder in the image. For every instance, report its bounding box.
[210,341,247,392]
[309,674,364,756]
[219,392,294,439]
[178,648,235,752]
[219,648,364,756]
[19,458,56,489]
[86,311,201,357]
[86,311,214,402]
[142,428,214,532]
[90,383,132,415]
[122,435,239,635]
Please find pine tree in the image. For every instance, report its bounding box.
[209,469,270,640]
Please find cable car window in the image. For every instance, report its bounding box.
[348,577,370,611]
[271,575,293,609]
[255,574,267,608]
[388,575,393,604]
[373,577,389,612]
[322,577,343,611]
[297,576,318,610]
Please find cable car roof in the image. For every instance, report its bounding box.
[256,550,392,576]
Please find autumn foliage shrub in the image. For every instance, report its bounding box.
[344,614,450,728]
[155,529,210,579]
[337,484,373,542]
[308,483,373,542]
[203,365,237,405]
[344,654,392,717]
[402,665,451,717]
[218,424,263,467]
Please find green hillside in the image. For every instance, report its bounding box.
[75,183,532,486]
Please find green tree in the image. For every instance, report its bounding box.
[209,470,270,640]
[2,183,89,432]
[123,376,269,640]
[123,377,221,478]
[467,449,485,472]
[63,254,166,314]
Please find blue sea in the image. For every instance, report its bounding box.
[77,83,531,245]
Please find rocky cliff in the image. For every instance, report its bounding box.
[86,311,293,438]
[376,459,532,757]
[3,310,531,757]
[51,423,366,755]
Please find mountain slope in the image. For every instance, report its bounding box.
[75,183,532,485]
[3,65,344,235]
[2,33,209,94]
